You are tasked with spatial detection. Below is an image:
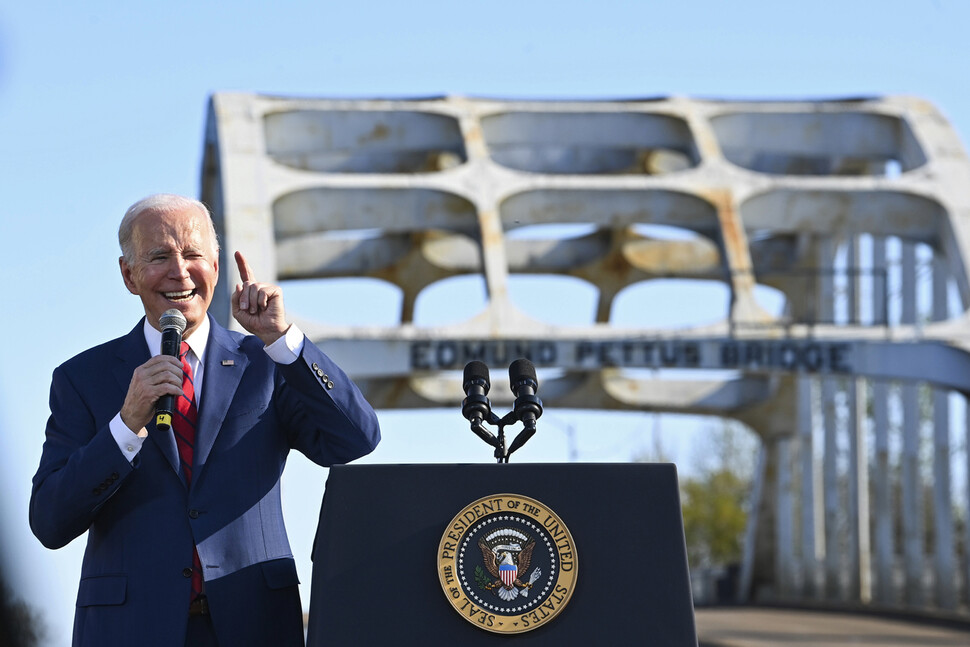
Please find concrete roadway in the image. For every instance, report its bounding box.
[695,606,970,647]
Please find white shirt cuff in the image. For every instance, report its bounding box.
[109,413,147,463]
[264,324,305,365]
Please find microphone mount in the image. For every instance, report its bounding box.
[460,358,543,463]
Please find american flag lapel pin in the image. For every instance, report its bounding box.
[221,359,235,366]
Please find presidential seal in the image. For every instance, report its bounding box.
[437,493,578,634]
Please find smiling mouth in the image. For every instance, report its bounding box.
[164,289,196,302]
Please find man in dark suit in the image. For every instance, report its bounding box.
[30,194,381,646]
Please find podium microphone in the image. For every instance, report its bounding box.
[462,361,499,447]
[507,358,542,456]
[509,358,542,426]
[155,308,187,432]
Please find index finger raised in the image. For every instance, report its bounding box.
[234,250,254,283]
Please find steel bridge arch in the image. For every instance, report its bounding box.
[202,93,970,613]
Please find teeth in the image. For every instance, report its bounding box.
[164,290,193,300]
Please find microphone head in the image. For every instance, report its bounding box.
[159,308,187,333]
[509,358,537,390]
[463,361,491,394]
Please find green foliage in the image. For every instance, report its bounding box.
[474,565,491,590]
[678,421,756,569]
[680,467,750,568]
[630,418,756,569]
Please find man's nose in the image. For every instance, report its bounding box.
[167,254,190,278]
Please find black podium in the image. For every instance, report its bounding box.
[306,463,696,645]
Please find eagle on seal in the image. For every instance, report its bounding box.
[479,535,539,601]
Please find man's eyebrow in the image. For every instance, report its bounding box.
[143,245,174,257]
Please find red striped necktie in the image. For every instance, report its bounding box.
[172,341,203,600]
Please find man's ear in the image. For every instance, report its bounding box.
[119,256,138,295]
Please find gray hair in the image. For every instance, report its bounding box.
[119,194,220,264]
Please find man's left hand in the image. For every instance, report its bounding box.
[231,251,289,345]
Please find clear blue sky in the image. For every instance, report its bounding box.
[3,2,969,643]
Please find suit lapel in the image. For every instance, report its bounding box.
[114,320,183,479]
[194,319,249,485]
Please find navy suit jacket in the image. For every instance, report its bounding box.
[30,317,381,647]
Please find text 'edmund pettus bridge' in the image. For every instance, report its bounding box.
[408,339,852,374]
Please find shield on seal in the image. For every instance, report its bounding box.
[499,561,517,587]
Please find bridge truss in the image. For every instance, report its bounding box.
[202,93,970,613]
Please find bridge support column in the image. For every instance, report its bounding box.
[798,377,821,598]
[848,376,871,603]
[965,400,970,607]
[871,238,896,605]
[872,379,895,604]
[739,443,773,602]
[932,258,957,610]
[775,437,796,598]
[821,376,841,600]
[900,242,925,607]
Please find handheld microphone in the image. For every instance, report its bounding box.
[507,358,542,456]
[155,309,187,432]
